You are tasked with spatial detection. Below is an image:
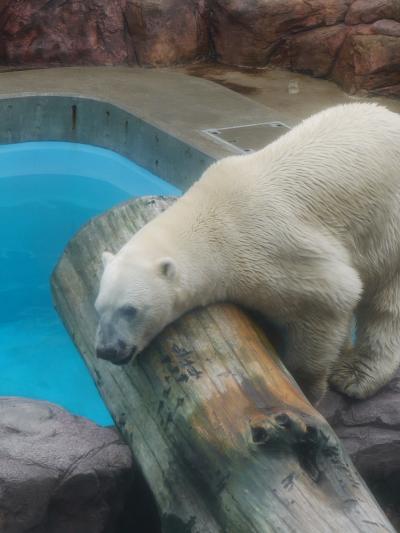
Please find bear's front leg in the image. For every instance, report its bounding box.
[330,273,400,399]
[254,226,362,404]
[284,313,353,405]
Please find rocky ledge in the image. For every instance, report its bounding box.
[320,370,400,529]
[0,397,143,533]
[321,374,400,483]
[2,375,400,532]
[0,0,399,98]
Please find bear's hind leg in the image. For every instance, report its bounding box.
[330,274,400,399]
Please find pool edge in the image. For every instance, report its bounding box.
[0,94,215,191]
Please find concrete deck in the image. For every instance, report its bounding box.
[0,66,293,161]
[0,65,399,178]
[174,63,400,123]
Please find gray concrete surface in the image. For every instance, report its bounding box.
[0,66,290,162]
[174,63,400,122]
[0,94,214,190]
[0,65,399,189]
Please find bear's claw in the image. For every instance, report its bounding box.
[250,410,307,446]
[329,356,377,399]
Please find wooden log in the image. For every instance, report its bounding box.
[51,196,394,533]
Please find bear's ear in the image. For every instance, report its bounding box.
[157,257,176,280]
[101,251,115,268]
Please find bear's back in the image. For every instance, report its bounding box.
[188,103,400,278]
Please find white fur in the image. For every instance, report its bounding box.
[95,103,400,403]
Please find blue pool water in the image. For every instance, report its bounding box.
[0,141,180,425]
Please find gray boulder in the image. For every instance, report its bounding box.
[0,397,134,533]
[3,374,399,533]
[320,370,400,481]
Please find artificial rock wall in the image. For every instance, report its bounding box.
[1,1,399,96]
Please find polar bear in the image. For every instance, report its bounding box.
[95,103,400,404]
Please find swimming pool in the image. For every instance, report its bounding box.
[0,141,180,425]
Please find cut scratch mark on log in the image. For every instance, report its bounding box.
[362,519,393,531]
[281,473,295,491]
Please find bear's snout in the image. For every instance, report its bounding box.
[96,341,137,365]
[96,345,118,361]
[95,315,138,365]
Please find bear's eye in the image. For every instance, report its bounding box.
[120,305,137,319]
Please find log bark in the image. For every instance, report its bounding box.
[51,196,394,533]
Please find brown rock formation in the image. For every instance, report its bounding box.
[209,0,400,97]
[209,0,350,66]
[345,0,400,25]
[333,30,400,95]
[272,24,349,78]
[0,0,130,66]
[124,0,208,66]
[0,0,208,67]
[0,1,398,113]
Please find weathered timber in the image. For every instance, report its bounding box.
[51,196,394,533]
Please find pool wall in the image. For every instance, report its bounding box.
[0,91,215,425]
[0,95,214,191]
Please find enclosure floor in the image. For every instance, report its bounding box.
[171,62,400,123]
[1,64,399,159]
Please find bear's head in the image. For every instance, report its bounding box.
[94,248,178,365]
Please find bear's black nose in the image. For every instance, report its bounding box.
[96,346,119,361]
[112,346,137,365]
[96,344,137,365]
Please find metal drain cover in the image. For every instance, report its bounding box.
[201,121,290,154]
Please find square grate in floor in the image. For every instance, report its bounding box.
[201,121,290,154]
